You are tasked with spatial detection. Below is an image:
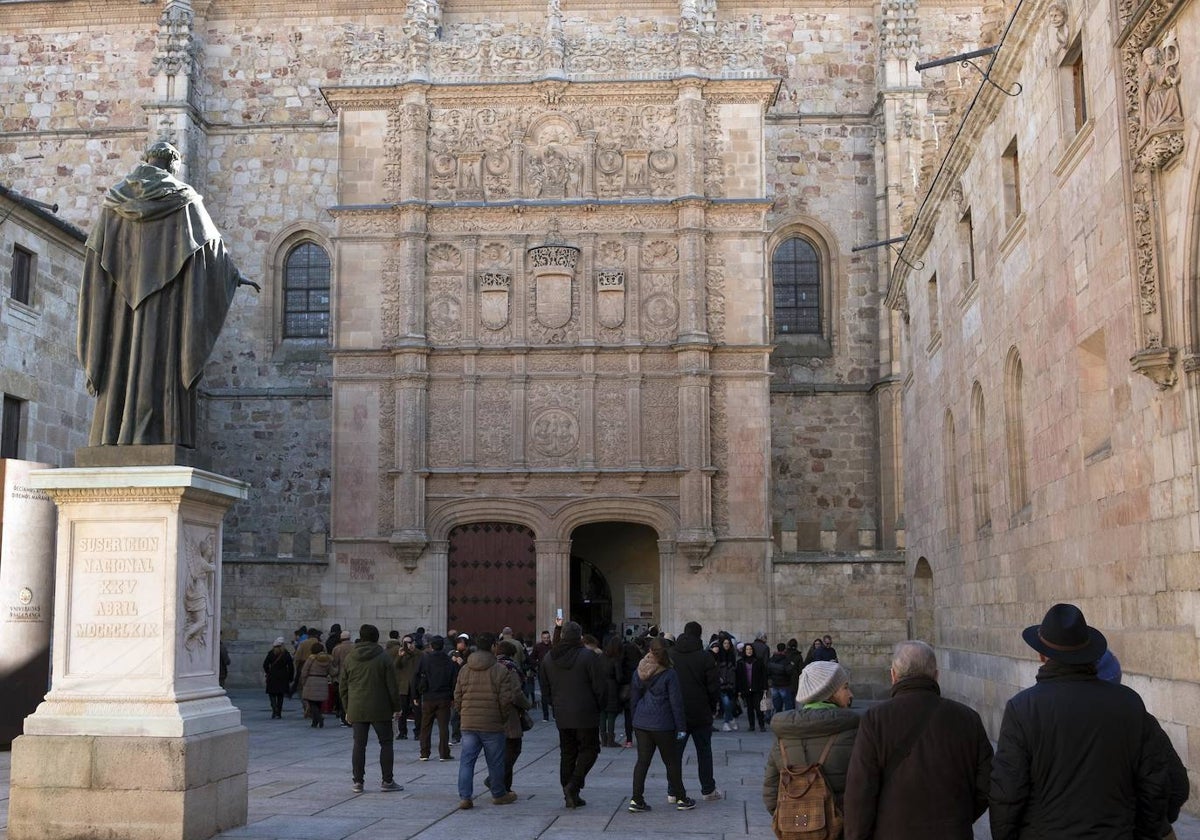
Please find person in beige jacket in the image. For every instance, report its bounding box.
[452,631,524,809]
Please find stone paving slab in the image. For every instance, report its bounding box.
[0,690,1197,840]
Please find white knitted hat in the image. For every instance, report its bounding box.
[795,661,849,705]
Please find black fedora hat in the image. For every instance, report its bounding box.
[1022,603,1107,665]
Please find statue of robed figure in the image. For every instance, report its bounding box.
[77,142,259,450]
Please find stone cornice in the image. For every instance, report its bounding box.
[322,77,779,113]
[884,0,1049,310]
[0,0,157,27]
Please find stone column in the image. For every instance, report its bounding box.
[11,466,248,840]
[676,348,715,567]
[426,540,450,632]
[391,359,429,566]
[677,200,708,344]
[657,539,677,631]
[535,539,571,628]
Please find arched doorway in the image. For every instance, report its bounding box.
[447,522,537,638]
[569,522,659,642]
[911,556,935,643]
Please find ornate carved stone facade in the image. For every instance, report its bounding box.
[13,1,1199,794]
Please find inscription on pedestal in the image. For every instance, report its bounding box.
[68,522,165,677]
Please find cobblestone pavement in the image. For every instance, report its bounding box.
[0,690,1195,839]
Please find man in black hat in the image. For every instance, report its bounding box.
[539,619,605,808]
[989,603,1168,840]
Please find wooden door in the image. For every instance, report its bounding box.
[446,522,537,639]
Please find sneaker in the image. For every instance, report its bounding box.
[676,796,697,811]
[721,722,732,732]
[439,756,452,762]
[380,781,403,792]
[703,790,724,802]
[628,798,652,813]
[731,721,739,731]
[492,792,518,805]
[419,755,430,761]
[623,740,633,748]
[351,782,364,793]
[458,798,473,810]
[449,739,461,746]
[667,795,678,804]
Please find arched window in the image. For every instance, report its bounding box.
[283,242,330,338]
[944,410,960,542]
[970,382,991,530]
[1005,347,1029,514]
[772,236,821,335]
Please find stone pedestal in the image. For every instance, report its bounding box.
[9,466,249,840]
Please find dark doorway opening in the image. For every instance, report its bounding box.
[569,521,659,643]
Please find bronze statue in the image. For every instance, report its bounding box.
[77,142,259,449]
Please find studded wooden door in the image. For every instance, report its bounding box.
[446,522,537,639]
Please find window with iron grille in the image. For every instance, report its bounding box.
[772,236,821,335]
[283,242,330,339]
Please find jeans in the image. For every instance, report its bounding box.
[351,720,394,784]
[680,723,716,795]
[557,726,600,790]
[771,686,795,713]
[457,730,507,799]
[632,729,685,801]
[419,696,452,759]
[720,691,734,723]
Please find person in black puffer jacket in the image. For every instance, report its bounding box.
[669,621,722,800]
[540,620,606,808]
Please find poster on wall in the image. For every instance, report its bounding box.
[0,459,56,747]
[624,583,654,621]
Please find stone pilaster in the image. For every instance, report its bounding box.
[535,539,571,627]
[676,347,715,566]
[390,356,429,565]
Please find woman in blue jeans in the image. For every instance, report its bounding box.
[714,636,739,730]
[627,638,695,812]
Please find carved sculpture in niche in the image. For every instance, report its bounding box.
[625,151,650,194]
[1137,32,1184,165]
[529,244,580,330]
[458,154,483,199]
[479,272,512,330]
[597,271,626,328]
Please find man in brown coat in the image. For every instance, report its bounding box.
[453,631,523,809]
[843,640,992,840]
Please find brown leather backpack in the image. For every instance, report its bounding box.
[771,736,842,840]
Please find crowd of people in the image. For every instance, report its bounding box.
[257,603,1190,838]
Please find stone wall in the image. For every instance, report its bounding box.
[0,190,89,465]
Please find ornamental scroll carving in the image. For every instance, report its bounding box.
[1118,0,1188,385]
[338,17,774,85]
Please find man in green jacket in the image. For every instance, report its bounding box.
[339,624,404,793]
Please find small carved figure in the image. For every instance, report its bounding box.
[78,142,259,449]
[183,534,216,651]
[1138,36,1184,138]
[1047,0,1068,49]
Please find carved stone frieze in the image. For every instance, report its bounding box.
[704,235,727,342]
[641,273,679,344]
[427,206,678,234]
[640,377,679,466]
[595,382,629,467]
[427,382,462,467]
[476,381,514,465]
[381,251,405,345]
[335,211,400,237]
[427,275,463,345]
[704,102,727,198]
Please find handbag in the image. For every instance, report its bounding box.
[518,709,534,732]
[760,694,774,714]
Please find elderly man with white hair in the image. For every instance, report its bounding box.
[843,640,992,840]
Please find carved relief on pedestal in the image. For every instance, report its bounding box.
[1134,32,1185,170]
[181,527,216,665]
